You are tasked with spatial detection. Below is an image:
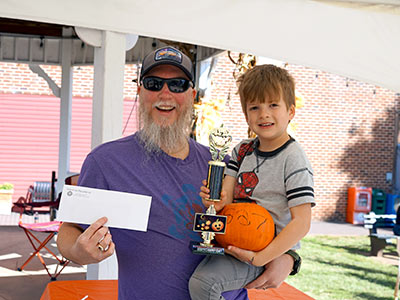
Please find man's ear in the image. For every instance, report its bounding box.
[191,88,197,103]
[137,85,141,94]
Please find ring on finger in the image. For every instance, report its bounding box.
[98,244,105,252]
[98,235,105,244]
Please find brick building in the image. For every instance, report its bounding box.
[0,51,398,221]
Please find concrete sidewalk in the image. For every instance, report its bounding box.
[0,211,51,226]
[309,220,393,236]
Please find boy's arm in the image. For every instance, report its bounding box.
[251,203,311,266]
[226,203,312,267]
[221,175,235,204]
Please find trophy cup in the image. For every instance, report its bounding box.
[192,126,232,255]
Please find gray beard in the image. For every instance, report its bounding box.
[138,100,192,155]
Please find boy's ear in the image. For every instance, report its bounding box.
[289,105,296,120]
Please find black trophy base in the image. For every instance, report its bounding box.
[191,242,225,256]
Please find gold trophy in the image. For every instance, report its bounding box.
[192,126,232,255]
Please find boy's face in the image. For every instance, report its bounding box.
[245,95,295,151]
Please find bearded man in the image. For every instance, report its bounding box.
[57,47,295,300]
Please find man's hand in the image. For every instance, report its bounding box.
[58,217,115,265]
[245,253,294,290]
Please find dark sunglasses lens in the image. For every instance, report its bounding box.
[142,77,191,93]
[143,77,163,91]
[167,79,190,93]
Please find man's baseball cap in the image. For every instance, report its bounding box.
[139,46,194,86]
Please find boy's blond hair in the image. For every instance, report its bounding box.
[237,64,296,116]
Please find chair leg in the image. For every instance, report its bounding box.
[18,231,55,272]
[25,230,64,264]
[370,236,387,256]
[35,251,69,280]
[17,229,69,280]
[51,258,70,280]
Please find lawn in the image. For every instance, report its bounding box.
[285,235,398,300]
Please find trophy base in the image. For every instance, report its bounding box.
[190,242,225,256]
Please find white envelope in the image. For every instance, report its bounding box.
[57,185,152,231]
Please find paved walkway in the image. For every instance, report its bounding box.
[0,224,86,300]
[0,212,51,226]
[309,220,393,235]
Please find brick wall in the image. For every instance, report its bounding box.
[0,53,399,221]
[289,65,399,220]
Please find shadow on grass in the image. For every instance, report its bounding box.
[310,257,396,288]
[296,236,399,300]
[353,291,395,300]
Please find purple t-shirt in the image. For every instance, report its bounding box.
[78,133,248,300]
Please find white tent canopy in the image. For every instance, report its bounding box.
[1,0,400,92]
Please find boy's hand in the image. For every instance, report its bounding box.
[199,179,227,212]
[225,246,259,266]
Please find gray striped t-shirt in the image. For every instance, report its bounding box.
[225,137,315,249]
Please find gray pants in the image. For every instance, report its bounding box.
[189,254,264,300]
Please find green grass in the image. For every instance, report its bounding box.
[285,235,398,300]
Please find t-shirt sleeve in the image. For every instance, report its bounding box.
[225,144,240,178]
[78,153,109,190]
[284,148,315,208]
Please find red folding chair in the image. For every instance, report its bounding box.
[14,171,70,280]
[17,219,69,280]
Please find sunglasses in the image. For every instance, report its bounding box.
[141,76,193,93]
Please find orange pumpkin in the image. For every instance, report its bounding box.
[215,203,275,251]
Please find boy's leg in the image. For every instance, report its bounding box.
[189,254,264,300]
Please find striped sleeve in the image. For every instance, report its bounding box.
[286,186,314,201]
[284,149,315,208]
[225,145,239,177]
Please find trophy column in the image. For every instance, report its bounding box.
[207,161,226,201]
[191,127,231,255]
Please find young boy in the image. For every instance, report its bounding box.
[189,64,315,299]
